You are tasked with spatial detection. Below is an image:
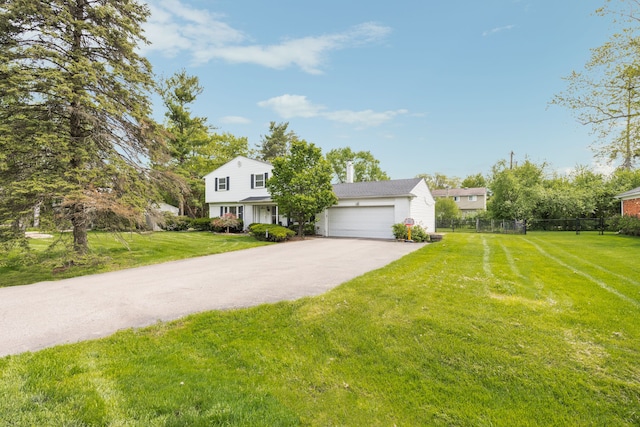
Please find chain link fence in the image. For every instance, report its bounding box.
[435,217,615,235]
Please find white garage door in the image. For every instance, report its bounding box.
[328,206,395,239]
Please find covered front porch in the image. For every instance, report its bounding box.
[240,196,286,226]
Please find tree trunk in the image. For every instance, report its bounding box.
[297,220,305,239]
[71,203,89,254]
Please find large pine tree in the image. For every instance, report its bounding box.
[0,0,164,253]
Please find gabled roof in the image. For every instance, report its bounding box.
[202,155,271,179]
[431,187,487,197]
[616,186,640,199]
[333,178,425,199]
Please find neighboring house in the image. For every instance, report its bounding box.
[431,187,487,216]
[615,186,640,216]
[146,202,179,231]
[157,202,179,216]
[204,156,436,239]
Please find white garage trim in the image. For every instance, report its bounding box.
[327,206,395,239]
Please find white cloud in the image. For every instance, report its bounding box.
[142,0,391,73]
[482,25,516,37]
[142,0,245,58]
[323,109,409,126]
[258,94,408,127]
[257,95,326,118]
[219,116,251,125]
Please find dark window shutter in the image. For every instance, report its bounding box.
[264,172,268,182]
[215,177,218,191]
[220,206,223,216]
[226,177,230,190]
[251,174,254,189]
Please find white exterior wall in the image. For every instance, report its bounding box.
[408,180,436,232]
[316,181,435,239]
[204,156,273,224]
[204,156,272,206]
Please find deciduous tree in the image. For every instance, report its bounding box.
[487,160,546,220]
[435,197,460,222]
[552,1,640,170]
[416,173,461,190]
[461,173,487,188]
[267,140,337,237]
[326,147,390,183]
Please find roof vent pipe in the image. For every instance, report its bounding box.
[346,161,354,184]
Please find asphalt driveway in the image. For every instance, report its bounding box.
[0,238,424,357]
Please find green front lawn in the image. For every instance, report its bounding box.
[1,233,639,425]
[0,232,271,288]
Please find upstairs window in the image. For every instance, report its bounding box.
[215,177,229,191]
[468,195,477,202]
[251,172,268,189]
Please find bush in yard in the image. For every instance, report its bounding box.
[616,214,640,236]
[288,222,317,236]
[211,214,242,233]
[392,223,408,240]
[391,223,429,242]
[249,223,295,242]
[161,214,190,231]
[187,217,212,231]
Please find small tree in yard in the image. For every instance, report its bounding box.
[436,197,461,222]
[211,213,241,233]
[267,140,338,237]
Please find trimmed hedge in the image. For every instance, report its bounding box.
[249,223,295,242]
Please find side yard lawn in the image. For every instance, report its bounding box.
[0,232,270,288]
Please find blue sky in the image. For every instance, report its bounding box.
[140,0,618,180]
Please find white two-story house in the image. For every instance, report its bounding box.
[204,156,285,226]
[204,156,436,239]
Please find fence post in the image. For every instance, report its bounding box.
[576,217,580,235]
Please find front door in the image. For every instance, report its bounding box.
[255,206,277,224]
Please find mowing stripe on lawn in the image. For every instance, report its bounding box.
[482,236,492,277]
[498,242,526,281]
[525,238,640,309]
[527,236,640,288]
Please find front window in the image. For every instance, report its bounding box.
[252,173,268,189]
[219,205,243,220]
[468,195,477,202]
[217,177,228,191]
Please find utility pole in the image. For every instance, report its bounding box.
[510,151,514,169]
